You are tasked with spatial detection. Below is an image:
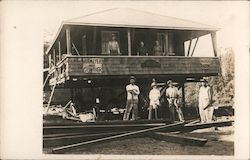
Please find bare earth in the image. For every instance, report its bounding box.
[48,125,233,155]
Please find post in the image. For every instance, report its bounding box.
[182,83,185,108]
[165,31,169,55]
[211,32,218,57]
[168,31,174,54]
[190,37,199,57]
[92,27,97,54]
[127,28,131,56]
[66,27,71,55]
[58,41,61,61]
[48,53,51,67]
[53,48,56,65]
[187,32,193,56]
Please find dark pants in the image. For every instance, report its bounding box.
[123,99,138,120]
[110,50,118,55]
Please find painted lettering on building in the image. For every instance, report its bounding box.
[82,58,103,73]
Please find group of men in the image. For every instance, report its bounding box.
[123,76,213,123]
[108,34,163,56]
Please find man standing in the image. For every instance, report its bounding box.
[148,82,160,120]
[123,76,140,120]
[153,40,163,56]
[165,80,184,122]
[137,41,148,56]
[198,79,213,123]
[108,34,121,55]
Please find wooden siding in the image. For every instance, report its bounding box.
[66,56,220,76]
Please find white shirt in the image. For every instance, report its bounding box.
[149,88,160,107]
[199,86,211,101]
[166,86,178,98]
[126,84,140,100]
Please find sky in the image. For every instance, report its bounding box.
[35,1,249,57]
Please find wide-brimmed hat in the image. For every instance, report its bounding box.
[151,82,157,87]
[111,33,116,37]
[200,79,208,83]
[167,80,173,85]
[130,76,136,80]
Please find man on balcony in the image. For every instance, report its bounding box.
[108,34,121,56]
[123,76,140,120]
[153,40,163,56]
[137,41,148,56]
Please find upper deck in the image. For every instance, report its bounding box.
[45,8,220,87]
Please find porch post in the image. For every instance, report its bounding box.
[53,48,56,65]
[182,82,185,108]
[58,41,61,61]
[92,27,97,54]
[165,30,169,55]
[211,32,218,57]
[48,53,52,67]
[66,27,71,55]
[127,28,131,56]
[168,31,174,54]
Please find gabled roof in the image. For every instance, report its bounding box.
[64,8,219,31]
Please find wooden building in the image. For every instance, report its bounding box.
[44,8,220,119]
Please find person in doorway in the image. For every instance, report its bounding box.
[148,81,161,120]
[123,76,140,120]
[108,34,121,55]
[137,41,148,56]
[198,79,213,123]
[153,40,163,56]
[165,80,183,122]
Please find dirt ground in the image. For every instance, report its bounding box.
[45,125,234,155]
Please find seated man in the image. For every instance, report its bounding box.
[108,34,121,55]
[137,41,148,56]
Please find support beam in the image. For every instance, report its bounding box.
[127,28,131,56]
[190,37,199,57]
[149,132,207,146]
[211,32,218,57]
[66,27,71,55]
[53,48,56,65]
[181,83,185,108]
[52,122,184,153]
[168,31,174,54]
[165,31,169,55]
[58,41,61,61]
[187,37,193,56]
[92,27,97,54]
[180,120,234,133]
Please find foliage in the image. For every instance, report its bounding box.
[184,47,234,107]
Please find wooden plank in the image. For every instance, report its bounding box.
[46,82,57,114]
[180,120,234,133]
[52,122,184,153]
[187,38,193,56]
[44,131,130,147]
[148,132,207,146]
[190,37,199,57]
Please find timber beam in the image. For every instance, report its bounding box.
[52,122,184,153]
[148,132,207,146]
